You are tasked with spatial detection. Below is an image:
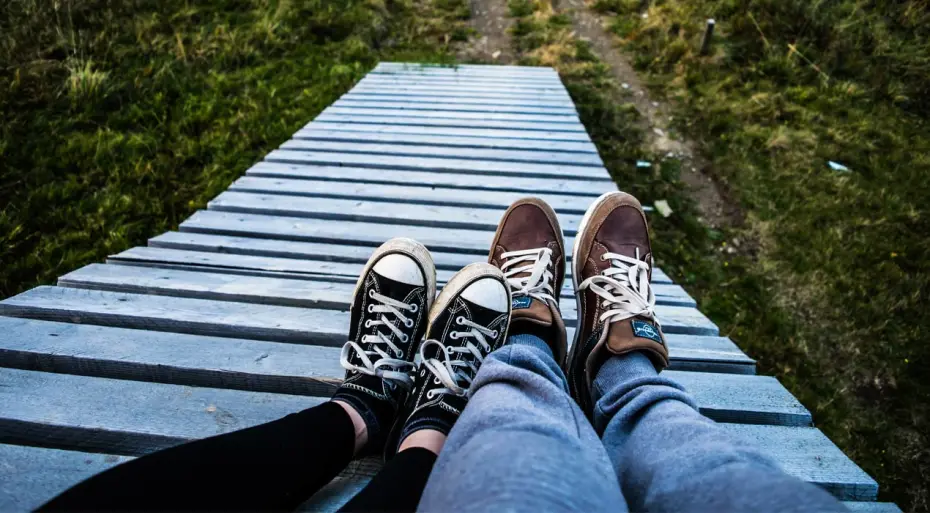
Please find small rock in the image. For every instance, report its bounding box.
[636,160,652,168]
[622,83,630,89]
[653,127,665,137]
[666,151,675,159]
[654,200,673,218]
[641,13,649,19]
[828,160,851,172]
[492,50,501,59]
[651,101,660,108]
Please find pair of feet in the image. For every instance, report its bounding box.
[332,192,669,457]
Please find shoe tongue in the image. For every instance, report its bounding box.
[602,315,662,351]
[511,296,554,327]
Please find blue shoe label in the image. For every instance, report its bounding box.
[632,320,663,344]
[512,296,532,310]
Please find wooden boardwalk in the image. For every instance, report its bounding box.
[0,63,898,512]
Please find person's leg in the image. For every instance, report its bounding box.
[593,352,846,512]
[338,447,437,512]
[42,401,356,511]
[419,334,627,512]
[566,191,845,512]
[44,238,440,512]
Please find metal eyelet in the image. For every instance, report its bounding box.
[367,305,374,313]
[426,390,435,399]
[409,303,418,313]
[491,330,499,338]
[404,318,414,328]
[364,320,372,328]
[368,289,375,297]
[400,333,408,343]
[450,332,459,340]
[395,349,403,358]
[456,316,466,324]
[433,377,440,385]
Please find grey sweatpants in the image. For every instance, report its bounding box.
[418,334,844,512]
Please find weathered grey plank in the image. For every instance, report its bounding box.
[229,176,605,215]
[207,191,585,234]
[305,121,593,142]
[145,234,682,296]
[313,114,587,134]
[294,128,595,153]
[338,94,576,110]
[561,304,717,335]
[660,334,755,374]
[349,86,569,101]
[0,367,323,456]
[62,262,691,318]
[279,139,603,166]
[0,443,130,511]
[721,424,878,500]
[0,286,349,346]
[263,150,609,181]
[368,69,561,82]
[664,371,810,426]
[842,502,904,513]
[357,76,568,92]
[246,161,611,196]
[180,210,498,255]
[334,98,577,116]
[374,62,558,76]
[323,106,580,125]
[0,317,342,397]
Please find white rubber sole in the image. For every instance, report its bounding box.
[570,191,624,352]
[354,237,437,311]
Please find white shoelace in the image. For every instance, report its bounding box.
[500,247,556,303]
[577,248,658,326]
[419,317,498,399]
[340,290,419,390]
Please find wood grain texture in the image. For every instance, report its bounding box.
[246,161,611,196]
[348,85,569,101]
[374,62,557,75]
[345,89,573,105]
[337,95,576,112]
[206,191,585,234]
[279,138,603,166]
[366,70,562,83]
[0,286,350,346]
[842,502,904,513]
[144,234,682,298]
[322,106,580,124]
[357,76,569,92]
[305,121,592,142]
[0,367,323,456]
[263,149,609,180]
[229,176,606,215]
[293,127,596,153]
[312,114,587,134]
[0,317,342,396]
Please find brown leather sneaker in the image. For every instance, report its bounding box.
[567,191,669,416]
[488,197,568,366]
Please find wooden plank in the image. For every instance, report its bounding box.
[62,262,691,316]
[58,261,709,334]
[305,121,593,142]
[721,424,878,500]
[145,234,682,297]
[0,443,130,511]
[357,77,568,93]
[0,317,342,397]
[246,162,611,196]
[323,106,580,125]
[294,128,595,153]
[369,68,561,82]
[175,212,675,283]
[843,503,904,513]
[229,176,606,215]
[349,86,569,101]
[206,191,586,234]
[663,371,810,426]
[334,98,577,116]
[0,286,349,346]
[312,114,586,134]
[0,367,323,456]
[263,150,609,181]
[320,106,584,125]
[338,93,576,110]
[375,62,558,76]
[279,139,603,166]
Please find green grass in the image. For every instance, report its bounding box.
[504,0,928,508]
[0,0,466,298]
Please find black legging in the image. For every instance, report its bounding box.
[40,401,436,511]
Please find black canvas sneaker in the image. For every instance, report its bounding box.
[332,237,436,454]
[386,262,511,456]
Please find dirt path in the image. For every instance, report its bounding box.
[565,2,733,227]
[457,0,516,64]
[460,0,735,228]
